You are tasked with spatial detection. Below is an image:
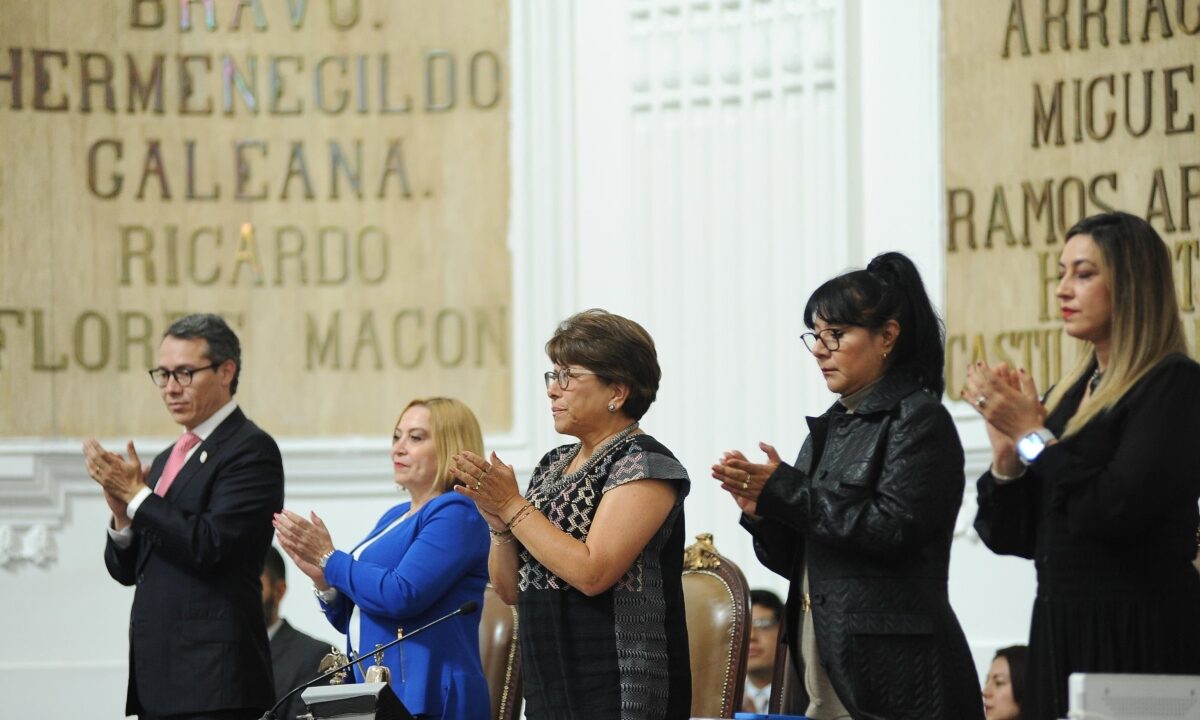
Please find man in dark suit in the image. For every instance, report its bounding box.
[85,313,284,720]
[262,546,334,720]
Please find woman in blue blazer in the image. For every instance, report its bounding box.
[275,397,491,720]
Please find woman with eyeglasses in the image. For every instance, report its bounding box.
[450,309,692,720]
[713,253,982,720]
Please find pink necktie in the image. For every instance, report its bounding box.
[156,432,201,497]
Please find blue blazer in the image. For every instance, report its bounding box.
[320,492,490,720]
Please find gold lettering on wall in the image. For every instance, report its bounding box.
[945,1,1200,395]
[0,0,512,436]
[945,1,1200,393]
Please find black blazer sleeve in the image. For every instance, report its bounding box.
[104,533,140,586]
[104,451,170,585]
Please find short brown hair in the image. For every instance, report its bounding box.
[397,397,484,494]
[546,309,661,420]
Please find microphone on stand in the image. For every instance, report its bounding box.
[260,600,479,720]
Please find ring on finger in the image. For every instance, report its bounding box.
[975,395,987,408]
[473,481,481,491]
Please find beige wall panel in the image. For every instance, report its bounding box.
[943,0,1199,395]
[0,0,511,437]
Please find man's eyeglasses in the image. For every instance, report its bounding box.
[543,369,598,390]
[799,328,845,354]
[149,364,217,388]
[750,617,780,632]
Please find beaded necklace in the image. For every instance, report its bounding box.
[546,421,640,486]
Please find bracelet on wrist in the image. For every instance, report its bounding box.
[313,585,338,603]
[491,530,515,546]
[501,501,529,528]
[506,501,536,532]
[318,549,335,569]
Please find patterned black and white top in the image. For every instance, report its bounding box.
[517,433,692,720]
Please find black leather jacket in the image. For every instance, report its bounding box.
[744,371,982,720]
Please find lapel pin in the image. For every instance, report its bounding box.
[200,451,208,464]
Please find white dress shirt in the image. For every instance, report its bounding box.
[743,678,771,714]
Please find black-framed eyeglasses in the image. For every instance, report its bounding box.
[543,368,598,390]
[799,328,845,354]
[149,364,217,388]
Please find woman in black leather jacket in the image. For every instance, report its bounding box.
[713,252,982,720]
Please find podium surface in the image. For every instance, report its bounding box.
[300,682,414,720]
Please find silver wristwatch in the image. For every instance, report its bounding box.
[1016,428,1056,465]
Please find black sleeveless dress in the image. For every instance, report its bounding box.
[516,433,692,720]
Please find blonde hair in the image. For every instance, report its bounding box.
[1044,212,1188,436]
[397,397,484,493]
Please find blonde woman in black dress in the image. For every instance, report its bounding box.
[967,211,1200,720]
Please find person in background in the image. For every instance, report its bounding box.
[968,211,1200,719]
[452,309,692,720]
[982,645,1027,720]
[262,545,335,720]
[714,253,982,720]
[274,397,491,720]
[743,589,785,714]
[87,312,283,720]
